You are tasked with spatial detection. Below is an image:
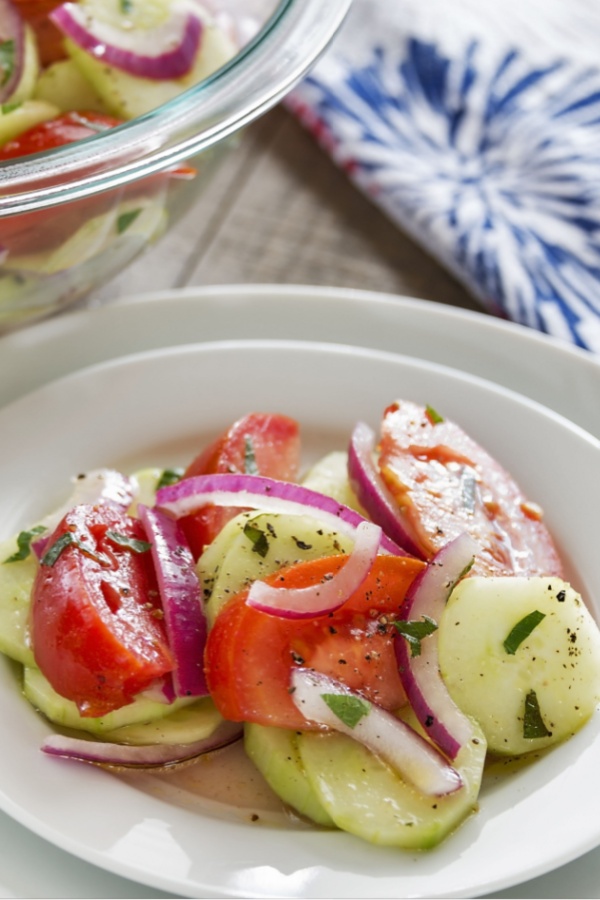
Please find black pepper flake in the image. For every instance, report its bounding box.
[556,589,566,602]
[293,537,312,550]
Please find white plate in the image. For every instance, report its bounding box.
[1,283,600,900]
[1,336,600,899]
[3,285,600,440]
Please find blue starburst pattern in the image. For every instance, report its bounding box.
[289,37,600,351]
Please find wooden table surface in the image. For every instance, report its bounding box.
[91,105,482,315]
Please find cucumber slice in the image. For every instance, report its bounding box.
[0,536,37,667]
[80,0,177,30]
[8,26,40,106]
[244,723,334,827]
[297,715,487,849]
[33,59,107,114]
[301,451,365,514]
[438,576,600,755]
[0,100,59,147]
[102,696,224,745]
[198,511,354,626]
[24,666,196,735]
[64,19,236,119]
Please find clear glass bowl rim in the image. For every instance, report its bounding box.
[0,0,351,215]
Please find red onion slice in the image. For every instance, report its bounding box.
[50,1,203,80]
[0,0,25,103]
[291,668,462,796]
[41,718,242,769]
[138,505,208,699]
[156,473,409,557]
[394,533,479,759]
[246,521,382,618]
[32,469,134,559]
[348,421,424,558]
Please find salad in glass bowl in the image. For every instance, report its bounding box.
[2,401,599,852]
[0,0,351,329]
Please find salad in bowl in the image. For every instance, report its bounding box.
[0,0,350,327]
[2,400,599,852]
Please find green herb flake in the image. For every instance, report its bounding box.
[156,467,184,490]
[41,532,111,567]
[503,610,546,655]
[117,208,141,234]
[4,525,47,563]
[106,530,152,554]
[244,436,259,475]
[523,689,552,739]
[394,615,438,657]
[41,532,76,567]
[120,0,134,13]
[321,693,371,729]
[425,404,444,424]
[1,100,21,115]
[0,40,15,89]
[243,523,269,558]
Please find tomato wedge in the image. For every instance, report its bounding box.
[377,400,564,577]
[205,553,425,730]
[31,504,173,717]
[0,111,126,257]
[180,412,301,558]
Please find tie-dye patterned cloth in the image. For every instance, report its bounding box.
[288,0,600,352]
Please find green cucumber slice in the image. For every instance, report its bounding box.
[0,100,59,147]
[297,715,486,849]
[64,19,236,119]
[101,696,224,745]
[301,451,365,513]
[244,723,334,827]
[0,536,37,667]
[24,666,196,735]
[33,59,107,113]
[438,576,600,755]
[198,511,354,626]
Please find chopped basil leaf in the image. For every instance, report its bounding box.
[41,532,111,566]
[1,100,20,115]
[394,615,438,657]
[120,0,134,12]
[243,523,269,558]
[503,610,546,655]
[523,689,551,739]
[321,693,371,729]
[4,525,47,563]
[426,404,444,424]
[157,467,184,490]
[41,532,76,566]
[106,530,152,553]
[244,436,259,475]
[117,208,141,234]
[0,40,15,88]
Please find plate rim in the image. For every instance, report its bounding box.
[1,336,600,899]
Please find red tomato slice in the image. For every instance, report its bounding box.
[180,413,301,558]
[12,2,67,66]
[1,112,125,257]
[31,504,173,717]
[0,111,123,161]
[378,400,563,577]
[205,553,425,730]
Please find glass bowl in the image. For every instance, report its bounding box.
[0,0,351,331]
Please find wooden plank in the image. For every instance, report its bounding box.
[92,106,481,313]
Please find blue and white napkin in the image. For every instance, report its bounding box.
[288,0,600,353]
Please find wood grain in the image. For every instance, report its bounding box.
[91,106,481,313]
